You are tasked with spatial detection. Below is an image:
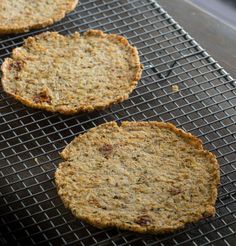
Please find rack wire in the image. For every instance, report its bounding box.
[0,0,235,245]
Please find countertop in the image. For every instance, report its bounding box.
[158,0,236,80]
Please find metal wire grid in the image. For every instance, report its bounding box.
[0,0,235,245]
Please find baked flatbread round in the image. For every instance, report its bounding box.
[55,121,220,234]
[0,0,78,35]
[1,30,142,114]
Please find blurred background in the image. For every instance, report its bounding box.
[189,0,236,27]
[158,0,236,79]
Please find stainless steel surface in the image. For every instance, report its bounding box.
[158,0,236,79]
[189,0,236,28]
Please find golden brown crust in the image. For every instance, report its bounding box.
[0,0,78,35]
[1,30,142,115]
[55,121,220,234]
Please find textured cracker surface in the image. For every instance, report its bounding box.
[1,30,142,114]
[0,0,78,34]
[55,121,220,234]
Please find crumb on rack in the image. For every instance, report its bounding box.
[171,84,179,92]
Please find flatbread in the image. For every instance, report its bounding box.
[55,121,220,234]
[0,0,78,35]
[1,30,142,114]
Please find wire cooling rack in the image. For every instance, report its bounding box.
[0,0,235,245]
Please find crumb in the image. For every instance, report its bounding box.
[171,85,179,92]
